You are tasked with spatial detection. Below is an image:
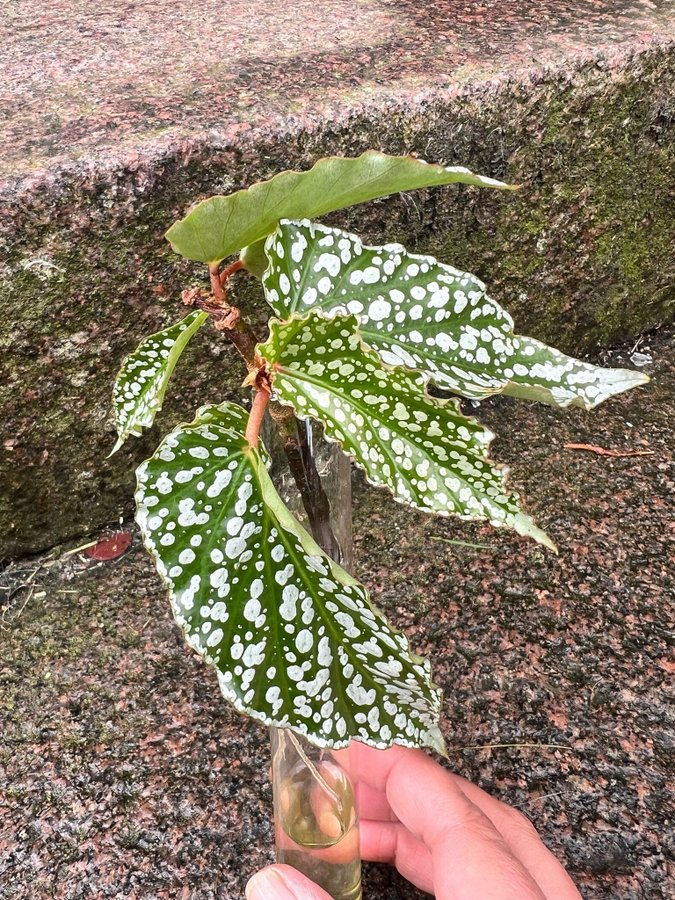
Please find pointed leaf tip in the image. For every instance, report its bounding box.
[107,436,125,459]
[512,513,557,553]
[502,339,652,410]
[111,310,208,452]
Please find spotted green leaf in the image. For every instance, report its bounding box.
[259,311,553,549]
[165,150,513,265]
[111,311,208,454]
[493,336,649,408]
[135,401,445,752]
[262,220,648,409]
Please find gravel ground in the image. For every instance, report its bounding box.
[1,328,673,899]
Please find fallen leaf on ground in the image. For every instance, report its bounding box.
[563,443,653,458]
[85,532,133,560]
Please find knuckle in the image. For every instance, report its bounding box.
[506,806,539,838]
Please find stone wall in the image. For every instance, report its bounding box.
[1,8,673,558]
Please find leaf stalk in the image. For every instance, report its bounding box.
[219,258,245,286]
[245,387,270,449]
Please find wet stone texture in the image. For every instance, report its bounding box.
[1,327,672,899]
[1,1,674,558]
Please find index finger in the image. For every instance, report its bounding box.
[348,743,490,846]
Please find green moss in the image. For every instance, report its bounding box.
[425,54,674,352]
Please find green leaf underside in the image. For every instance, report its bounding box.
[165,151,512,264]
[111,311,208,453]
[135,401,445,752]
[263,220,649,409]
[259,311,553,550]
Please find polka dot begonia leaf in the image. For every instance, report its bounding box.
[111,311,208,453]
[490,335,650,408]
[258,310,554,549]
[165,150,513,266]
[135,401,445,752]
[262,220,648,409]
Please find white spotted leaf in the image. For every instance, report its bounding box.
[165,150,513,265]
[135,401,445,752]
[262,220,648,409]
[494,336,649,408]
[111,311,208,453]
[258,311,554,549]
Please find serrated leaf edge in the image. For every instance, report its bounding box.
[134,401,447,753]
[260,310,556,551]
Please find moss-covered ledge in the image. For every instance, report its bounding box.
[1,13,673,558]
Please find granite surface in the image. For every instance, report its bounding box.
[1,1,673,558]
[1,326,672,899]
[1,0,672,180]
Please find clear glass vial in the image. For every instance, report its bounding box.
[271,728,361,900]
[265,417,361,899]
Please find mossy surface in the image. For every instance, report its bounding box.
[0,45,672,558]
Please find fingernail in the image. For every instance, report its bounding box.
[245,867,298,899]
[246,865,326,899]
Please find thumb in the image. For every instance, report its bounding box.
[246,864,334,900]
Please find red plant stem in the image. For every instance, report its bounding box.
[208,263,225,303]
[219,258,245,286]
[245,388,270,449]
[208,259,245,301]
[199,262,341,557]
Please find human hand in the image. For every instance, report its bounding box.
[246,742,582,899]
[246,864,333,899]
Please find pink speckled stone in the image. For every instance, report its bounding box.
[1,0,672,180]
[0,327,672,899]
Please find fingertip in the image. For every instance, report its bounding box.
[349,741,425,791]
[246,864,334,900]
[246,866,291,899]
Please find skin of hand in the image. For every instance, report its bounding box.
[246,743,582,900]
